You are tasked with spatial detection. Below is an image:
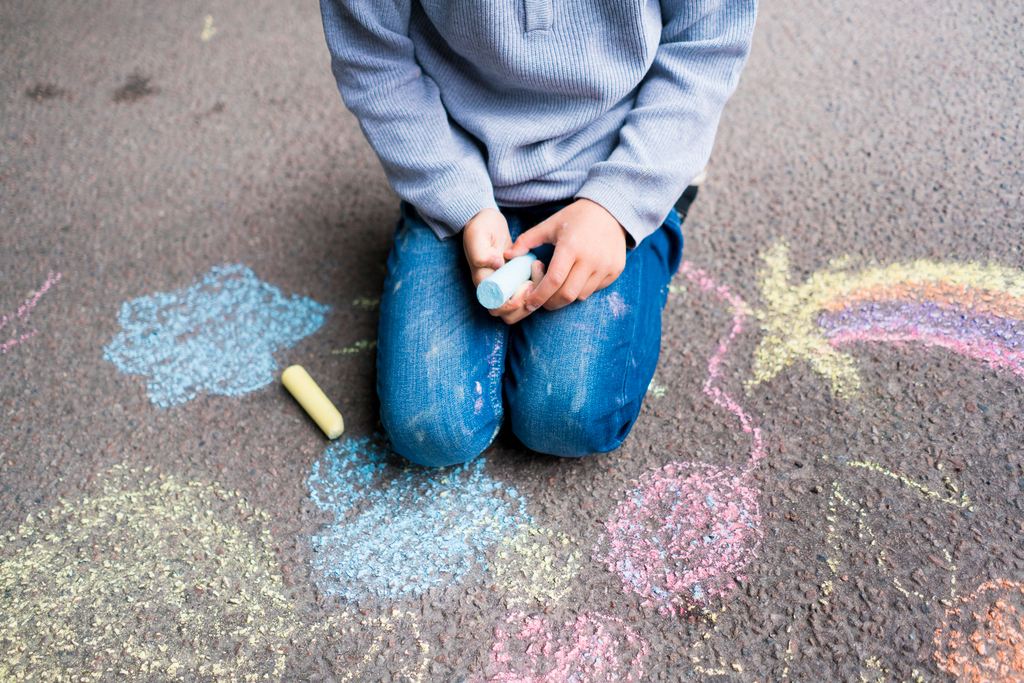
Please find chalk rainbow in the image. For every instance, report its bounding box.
[751,243,1024,397]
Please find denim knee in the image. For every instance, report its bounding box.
[380,396,502,468]
[508,385,640,458]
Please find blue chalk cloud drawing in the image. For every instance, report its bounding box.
[308,436,533,601]
[104,264,329,407]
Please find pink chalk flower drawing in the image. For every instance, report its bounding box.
[595,263,766,614]
[473,612,648,683]
[1,272,61,356]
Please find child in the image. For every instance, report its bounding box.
[320,0,757,466]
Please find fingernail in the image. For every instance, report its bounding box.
[526,303,538,312]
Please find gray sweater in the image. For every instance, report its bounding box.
[320,0,757,246]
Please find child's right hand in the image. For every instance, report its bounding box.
[463,209,545,325]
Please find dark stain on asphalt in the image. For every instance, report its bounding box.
[113,72,158,103]
[194,101,225,124]
[25,83,66,101]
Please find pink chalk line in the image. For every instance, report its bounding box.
[829,329,1024,380]
[593,264,766,616]
[678,262,765,472]
[0,272,62,355]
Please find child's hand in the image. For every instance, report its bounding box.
[505,199,627,313]
[463,209,545,325]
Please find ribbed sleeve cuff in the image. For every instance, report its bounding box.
[575,179,667,249]
[416,188,499,240]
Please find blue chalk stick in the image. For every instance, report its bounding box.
[476,254,537,309]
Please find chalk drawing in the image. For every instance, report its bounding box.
[103,264,328,407]
[750,242,1024,397]
[675,252,980,677]
[330,607,430,682]
[825,481,959,591]
[492,525,582,607]
[846,458,972,509]
[307,436,532,601]
[0,271,61,355]
[472,612,649,683]
[595,262,765,615]
[0,467,303,681]
[605,248,1024,677]
[352,296,380,308]
[934,578,1024,682]
[646,379,666,398]
[680,263,765,468]
[595,462,761,612]
[333,339,376,355]
[200,15,217,41]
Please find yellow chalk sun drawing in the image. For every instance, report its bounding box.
[0,467,301,682]
[749,242,1024,398]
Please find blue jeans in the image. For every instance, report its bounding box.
[377,201,684,467]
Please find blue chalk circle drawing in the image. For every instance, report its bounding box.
[104,264,329,407]
[307,436,533,601]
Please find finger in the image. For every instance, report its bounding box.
[530,259,545,285]
[598,271,618,291]
[525,248,575,311]
[543,267,590,311]
[490,281,534,321]
[467,243,504,271]
[576,273,604,302]
[505,221,557,259]
[501,283,538,325]
[464,224,507,269]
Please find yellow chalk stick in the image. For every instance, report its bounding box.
[282,365,344,440]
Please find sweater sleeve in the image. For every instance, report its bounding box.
[320,0,498,238]
[575,0,758,247]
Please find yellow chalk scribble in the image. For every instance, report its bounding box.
[0,467,301,682]
[352,296,381,309]
[827,478,960,596]
[647,380,667,398]
[492,525,581,607]
[847,459,973,509]
[201,15,217,41]
[749,242,1024,397]
[333,339,377,355]
[330,607,430,683]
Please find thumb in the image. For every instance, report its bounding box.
[505,221,556,259]
[465,231,504,270]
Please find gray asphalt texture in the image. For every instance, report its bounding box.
[2,0,1023,681]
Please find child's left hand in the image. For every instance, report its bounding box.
[504,199,628,313]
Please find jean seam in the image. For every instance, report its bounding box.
[617,248,645,442]
[487,327,506,418]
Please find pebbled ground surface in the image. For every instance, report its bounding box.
[1,0,1022,681]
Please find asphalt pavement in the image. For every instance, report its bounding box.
[1,0,1022,680]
